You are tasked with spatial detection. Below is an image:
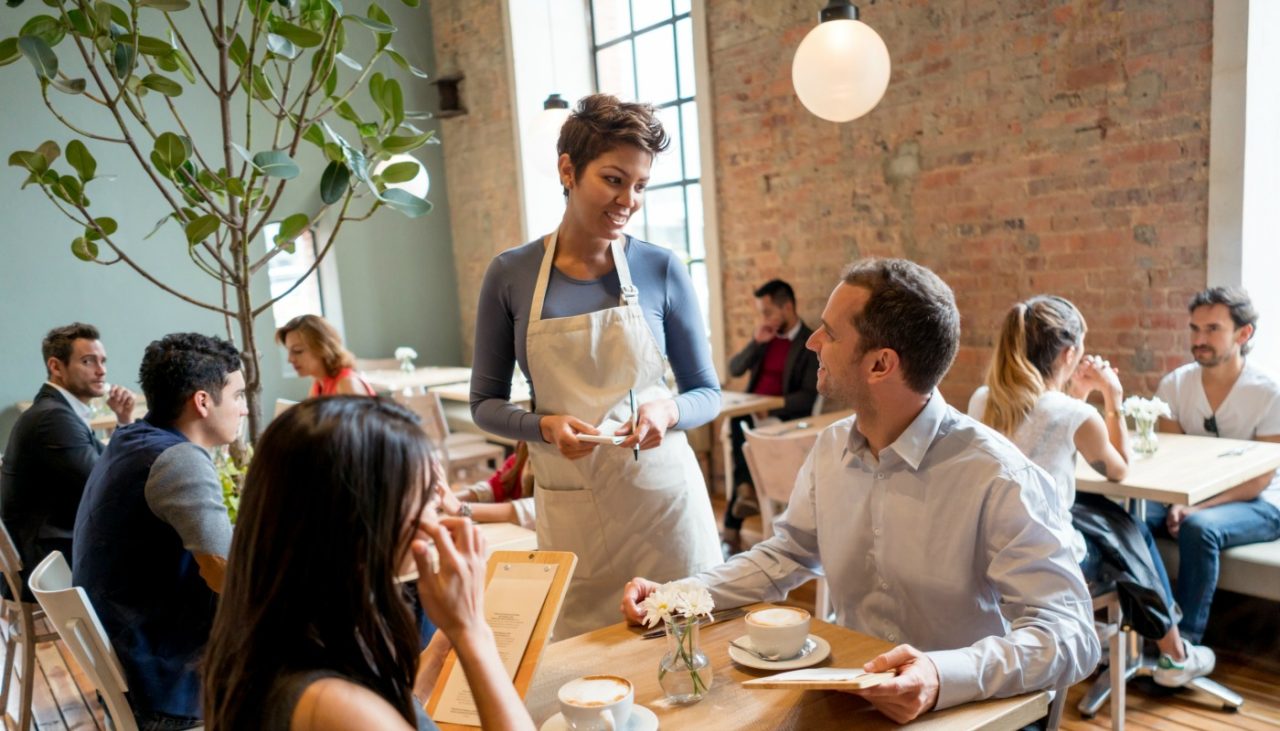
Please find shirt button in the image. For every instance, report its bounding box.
[887,633,897,642]
[880,580,888,589]
[876,472,885,479]
[873,528,882,536]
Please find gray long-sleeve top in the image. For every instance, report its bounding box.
[470,236,720,442]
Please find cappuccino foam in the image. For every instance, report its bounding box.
[747,607,809,627]
[560,676,631,707]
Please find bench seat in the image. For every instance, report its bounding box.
[1157,537,1280,602]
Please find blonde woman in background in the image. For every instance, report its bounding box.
[969,295,1215,687]
[276,314,375,396]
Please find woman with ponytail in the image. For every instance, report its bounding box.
[969,296,1216,688]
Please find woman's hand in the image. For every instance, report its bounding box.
[614,398,679,451]
[539,414,599,460]
[1071,354,1122,402]
[412,517,489,640]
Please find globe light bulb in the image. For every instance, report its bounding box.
[791,4,891,123]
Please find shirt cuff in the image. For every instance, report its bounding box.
[926,648,978,711]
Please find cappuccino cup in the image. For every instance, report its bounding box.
[745,606,811,659]
[557,675,633,731]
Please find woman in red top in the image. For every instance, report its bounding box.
[276,314,375,396]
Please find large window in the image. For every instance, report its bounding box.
[590,0,710,332]
[262,223,345,374]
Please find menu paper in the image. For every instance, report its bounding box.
[742,667,894,690]
[433,562,556,725]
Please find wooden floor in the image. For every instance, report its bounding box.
[0,500,1274,729]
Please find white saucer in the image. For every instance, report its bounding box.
[539,704,658,731]
[727,634,831,671]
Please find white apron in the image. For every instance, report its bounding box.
[525,232,722,638]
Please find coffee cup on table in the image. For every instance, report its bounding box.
[745,606,811,659]
[557,675,633,731]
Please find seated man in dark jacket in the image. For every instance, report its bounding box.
[723,280,818,550]
[0,323,135,599]
[74,333,243,730]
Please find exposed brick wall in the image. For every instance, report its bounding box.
[710,0,1212,404]
[429,0,524,364]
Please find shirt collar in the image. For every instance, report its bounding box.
[844,390,947,470]
[46,381,93,424]
[781,319,803,341]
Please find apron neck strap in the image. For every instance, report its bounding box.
[530,232,638,324]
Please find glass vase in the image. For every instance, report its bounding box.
[1133,416,1159,456]
[658,616,713,704]
[398,357,415,373]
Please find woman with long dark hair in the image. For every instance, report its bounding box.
[969,296,1215,688]
[203,397,533,730]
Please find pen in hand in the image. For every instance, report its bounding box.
[630,389,639,462]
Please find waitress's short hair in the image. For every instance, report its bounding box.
[557,93,670,196]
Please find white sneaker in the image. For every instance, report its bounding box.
[1153,640,1216,687]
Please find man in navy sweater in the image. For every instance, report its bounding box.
[74,333,243,730]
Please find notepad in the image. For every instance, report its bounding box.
[577,419,628,446]
[742,667,895,691]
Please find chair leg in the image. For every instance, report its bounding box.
[1185,676,1244,711]
[17,609,36,731]
[1109,603,1125,731]
[0,607,16,722]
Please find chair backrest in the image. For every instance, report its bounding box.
[274,398,299,419]
[742,426,819,504]
[28,552,138,731]
[0,519,26,602]
[391,392,451,462]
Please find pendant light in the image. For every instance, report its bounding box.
[791,0,891,123]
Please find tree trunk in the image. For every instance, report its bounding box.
[235,282,264,442]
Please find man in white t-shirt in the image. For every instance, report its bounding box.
[1149,286,1280,649]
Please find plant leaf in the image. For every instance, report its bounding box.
[228,34,249,67]
[319,160,349,204]
[184,213,219,244]
[380,132,432,154]
[382,77,403,129]
[347,15,395,33]
[71,236,98,261]
[19,15,65,47]
[265,33,299,60]
[251,66,275,100]
[141,73,183,96]
[145,212,174,239]
[379,160,418,183]
[66,139,96,181]
[334,51,361,71]
[136,34,172,56]
[35,140,60,165]
[50,76,86,94]
[302,123,325,148]
[230,142,257,168]
[252,150,299,179]
[112,41,135,79]
[152,131,189,169]
[225,177,246,197]
[273,212,309,250]
[380,188,430,218]
[66,10,94,36]
[138,0,191,10]
[8,150,48,174]
[323,0,342,12]
[170,50,195,83]
[0,38,21,67]
[85,216,117,240]
[273,21,323,48]
[18,35,57,79]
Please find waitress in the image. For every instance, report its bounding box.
[470,94,722,636]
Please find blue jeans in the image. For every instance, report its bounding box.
[1145,498,1280,643]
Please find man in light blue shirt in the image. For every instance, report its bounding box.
[622,259,1099,722]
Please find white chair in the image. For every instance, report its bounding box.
[1076,591,1126,730]
[28,552,165,731]
[741,425,830,620]
[0,522,59,731]
[393,392,504,482]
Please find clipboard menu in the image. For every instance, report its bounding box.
[427,551,576,729]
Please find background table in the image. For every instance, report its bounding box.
[715,391,786,500]
[362,366,473,393]
[16,398,146,437]
[525,604,1048,730]
[1074,432,1280,505]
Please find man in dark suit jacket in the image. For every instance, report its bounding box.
[0,323,134,598]
[723,280,819,549]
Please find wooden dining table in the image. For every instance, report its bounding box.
[362,366,474,394]
[714,391,786,500]
[524,604,1049,730]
